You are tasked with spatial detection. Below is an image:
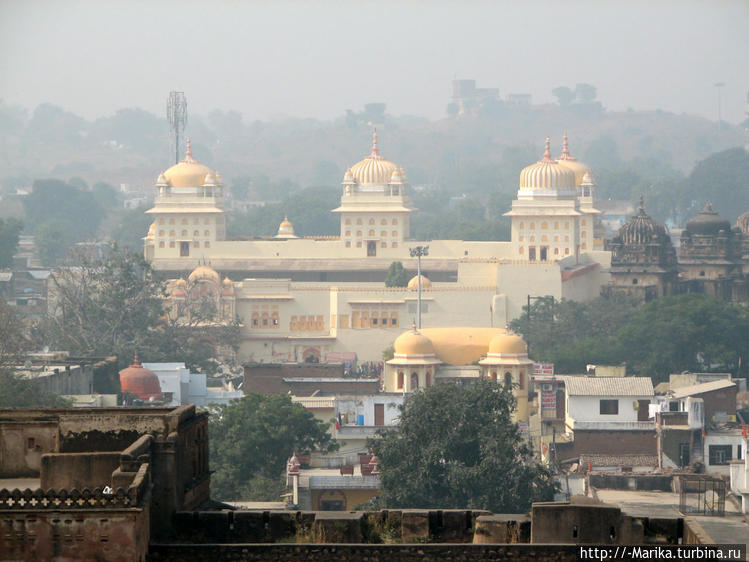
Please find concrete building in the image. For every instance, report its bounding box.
[143,362,242,406]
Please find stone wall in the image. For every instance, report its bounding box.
[558,429,657,461]
[588,474,674,492]
[0,420,59,477]
[148,544,581,561]
[243,363,344,394]
[40,451,121,490]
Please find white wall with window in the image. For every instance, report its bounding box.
[704,432,744,476]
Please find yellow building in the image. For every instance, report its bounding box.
[383,326,532,422]
[150,134,612,363]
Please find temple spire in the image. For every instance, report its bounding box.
[369,129,381,158]
[638,195,645,215]
[541,137,553,162]
[559,132,577,161]
[182,138,196,163]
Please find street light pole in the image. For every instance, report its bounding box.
[409,245,429,329]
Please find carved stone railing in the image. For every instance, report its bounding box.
[0,486,137,510]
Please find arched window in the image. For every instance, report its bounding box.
[581,243,587,250]
[159,230,165,237]
[632,278,638,285]
[554,248,559,255]
[204,241,210,248]
[381,219,387,225]
[519,371,525,390]
[345,218,351,225]
[181,230,188,237]
[381,241,387,248]
[519,222,524,230]
[504,372,512,387]
[426,371,432,386]
[411,372,419,390]
[356,218,362,225]
[204,230,210,236]
[169,218,175,225]
[541,222,548,230]
[159,241,165,248]
[381,231,387,237]
[194,218,199,225]
[397,371,404,389]
[357,231,362,237]
[369,229,375,236]
[369,218,375,225]
[193,230,199,237]
[170,230,175,237]
[392,219,398,225]
[392,231,397,237]
[554,222,559,230]
[181,218,188,225]
[530,222,535,230]
[491,371,497,383]
[519,246,524,255]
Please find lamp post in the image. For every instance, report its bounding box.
[409,245,429,329]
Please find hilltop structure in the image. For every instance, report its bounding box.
[145,133,611,362]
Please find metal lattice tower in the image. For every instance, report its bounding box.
[167,91,188,164]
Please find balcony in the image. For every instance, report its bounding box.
[570,420,656,431]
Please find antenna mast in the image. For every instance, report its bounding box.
[166,91,188,164]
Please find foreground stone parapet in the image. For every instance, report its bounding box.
[313,511,363,543]
[473,514,530,544]
[400,510,430,542]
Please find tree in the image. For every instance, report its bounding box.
[575,83,597,103]
[385,261,410,287]
[24,179,104,240]
[209,393,338,501]
[0,217,22,268]
[40,245,240,372]
[35,219,75,266]
[552,86,575,107]
[372,381,555,512]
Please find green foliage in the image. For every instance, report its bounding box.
[552,86,575,107]
[35,219,75,266]
[38,246,239,372]
[382,345,395,361]
[0,369,71,407]
[91,182,120,209]
[24,179,104,247]
[0,218,22,268]
[385,261,410,287]
[227,186,337,238]
[372,381,555,512]
[209,393,338,501]
[575,83,597,103]
[511,294,749,384]
[109,204,153,251]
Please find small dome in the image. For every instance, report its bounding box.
[171,288,187,298]
[393,327,436,357]
[556,134,593,186]
[616,197,668,245]
[156,173,168,187]
[519,138,576,191]
[162,139,215,188]
[737,211,749,234]
[175,278,188,287]
[685,203,731,235]
[407,274,431,290]
[390,167,407,185]
[275,216,297,238]
[343,169,356,185]
[215,171,224,186]
[203,172,217,187]
[119,352,162,401]
[346,130,400,186]
[147,223,156,238]
[221,277,234,296]
[188,264,221,284]
[581,171,595,186]
[488,333,527,356]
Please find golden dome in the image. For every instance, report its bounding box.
[556,134,592,186]
[275,216,297,238]
[420,327,505,365]
[162,139,214,188]
[393,327,437,357]
[390,167,407,185]
[488,333,527,355]
[519,138,575,191]
[581,171,595,186]
[215,171,223,186]
[175,278,187,287]
[407,274,431,290]
[188,264,220,284]
[156,173,168,187]
[203,172,217,187]
[347,130,400,186]
[147,223,155,237]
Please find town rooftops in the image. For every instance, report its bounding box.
[670,379,736,400]
[560,376,654,397]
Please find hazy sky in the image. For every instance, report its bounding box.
[1,0,747,123]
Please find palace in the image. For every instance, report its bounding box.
[145,133,611,363]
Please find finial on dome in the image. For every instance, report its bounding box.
[541,137,553,162]
[638,195,645,214]
[559,133,577,161]
[411,319,417,332]
[369,129,381,159]
[705,202,713,213]
[132,350,141,368]
[182,138,196,163]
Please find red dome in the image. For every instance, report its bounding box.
[119,352,162,401]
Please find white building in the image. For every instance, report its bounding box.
[143,362,242,407]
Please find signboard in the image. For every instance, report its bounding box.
[517,422,529,435]
[541,389,557,409]
[533,363,554,376]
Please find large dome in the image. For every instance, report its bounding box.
[407,274,431,290]
[519,138,576,191]
[119,352,162,401]
[488,333,527,356]
[556,134,593,186]
[685,203,731,236]
[393,327,436,357]
[162,139,214,188]
[616,197,668,245]
[346,131,400,186]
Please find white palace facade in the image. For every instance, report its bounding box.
[145,133,611,363]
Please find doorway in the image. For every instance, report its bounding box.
[367,241,377,256]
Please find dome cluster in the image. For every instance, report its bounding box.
[518,135,594,193]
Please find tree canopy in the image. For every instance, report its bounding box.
[371,381,555,512]
[510,293,749,384]
[0,218,22,268]
[385,261,410,287]
[209,393,338,501]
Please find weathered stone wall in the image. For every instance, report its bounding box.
[31,363,94,396]
[40,451,121,490]
[0,508,149,561]
[0,421,58,477]
[531,501,622,544]
[147,544,581,561]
